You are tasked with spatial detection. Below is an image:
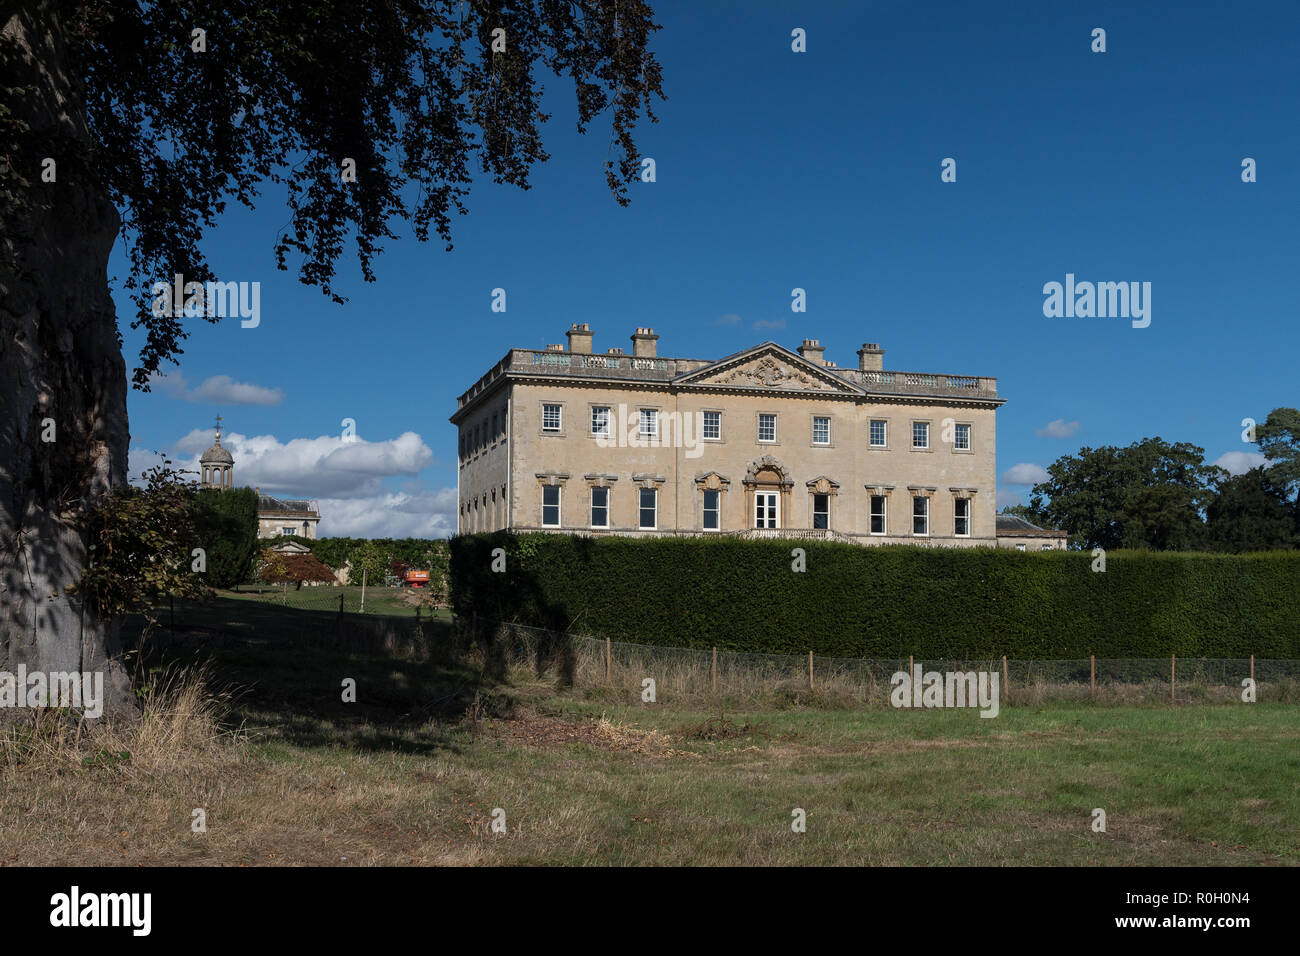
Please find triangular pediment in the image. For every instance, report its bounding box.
[673,343,863,395]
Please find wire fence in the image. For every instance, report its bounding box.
[138,593,1300,707]
[475,619,1300,707]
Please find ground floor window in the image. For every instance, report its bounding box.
[702,489,720,530]
[591,486,609,528]
[954,497,970,536]
[912,496,929,536]
[812,493,829,529]
[542,485,561,527]
[639,488,657,529]
[870,495,887,534]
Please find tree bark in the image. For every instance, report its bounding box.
[1,2,136,720]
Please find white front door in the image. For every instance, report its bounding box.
[754,491,779,528]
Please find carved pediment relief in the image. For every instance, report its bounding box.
[716,356,830,391]
[677,347,861,394]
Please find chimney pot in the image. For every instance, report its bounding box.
[857,342,885,371]
[566,323,594,354]
[630,327,659,358]
[797,338,826,365]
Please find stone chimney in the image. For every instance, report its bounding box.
[857,342,884,371]
[797,338,825,365]
[631,327,658,358]
[566,322,594,354]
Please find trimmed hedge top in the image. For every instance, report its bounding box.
[450,533,1300,658]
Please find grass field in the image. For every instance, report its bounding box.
[2,601,1296,866]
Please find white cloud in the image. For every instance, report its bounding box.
[1002,463,1050,485]
[996,488,1025,509]
[716,313,742,325]
[1212,451,1268,476]
[1036,418,1080,438]
[132,428,434,499]
[316,488,458,538]
[752,318,786,331]
[151,371,284,406]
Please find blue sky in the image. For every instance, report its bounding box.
[116,0,1300,536]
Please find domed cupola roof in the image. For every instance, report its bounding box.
[200,416,234,464]
[201,441,234,465]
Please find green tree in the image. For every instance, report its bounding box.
[76,464,211,685]
[350,541,391,587]
[1205,467,1297,552]
[1255,407,1300,497]
[193,486,259,587]
[1028,438,1223,551]
[2,1,663,717]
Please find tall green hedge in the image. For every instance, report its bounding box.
[193,487,260,587]
[449,533,1300,658]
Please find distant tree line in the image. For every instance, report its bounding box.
[1005,407,1300,552]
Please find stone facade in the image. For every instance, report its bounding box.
[995,514,1067,551]
[256,492,321,540]
[451,327,1005,546]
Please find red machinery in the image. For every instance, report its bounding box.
[403,570,430,588]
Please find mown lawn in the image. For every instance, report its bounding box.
[2,613,1295,866]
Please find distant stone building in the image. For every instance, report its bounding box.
[451,326,1006,545]
[197,417,321,538]
[995,513,1067,551]
[256,492,321,540]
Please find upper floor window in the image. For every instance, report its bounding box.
[542,404,562,432]
[912,421,929,449]
[870,420,887,447]
[954,423,971,451]
[758,413,777,443]
[702,411,721,441]
[542,485,561,527]
[591,406,610,437]
[954,497,970,536]
[812,417,831,445]
[639,408,659,438]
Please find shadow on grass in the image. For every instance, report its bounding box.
[121,596,505,757]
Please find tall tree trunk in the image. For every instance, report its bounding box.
[1,2,136,719]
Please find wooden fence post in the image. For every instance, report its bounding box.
[1250,653,1255,685]
[1171,654,1176,702]
[605,636,611,683]
[712,646,718,693]
[809,650,814,690]
[1002,655,1009,706]
[1090,654,1095,700]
